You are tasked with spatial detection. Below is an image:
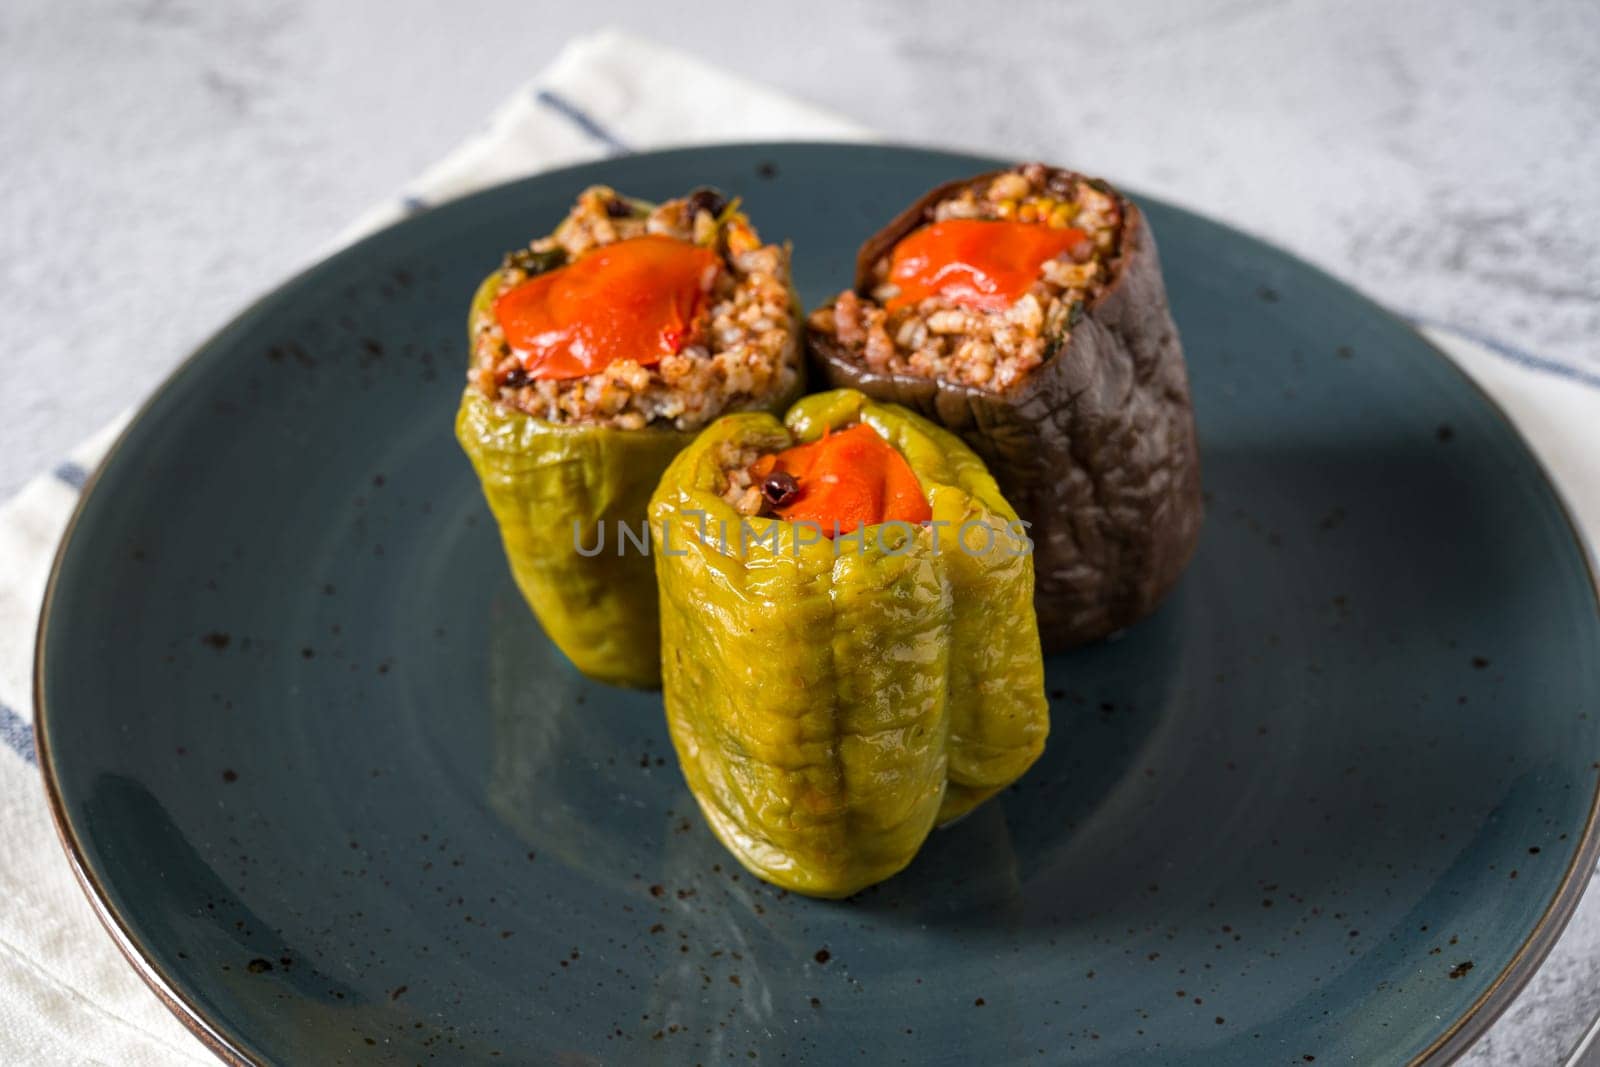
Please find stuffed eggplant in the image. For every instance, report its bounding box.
[458,186,803,687]
[650,388,1048,897]
[806,164,1203,650]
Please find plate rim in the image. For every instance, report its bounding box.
[31,139,1600,1067]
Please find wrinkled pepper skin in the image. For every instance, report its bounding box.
[650,389,1048,897]
[457,387,691,687]
[808,167,1204,651]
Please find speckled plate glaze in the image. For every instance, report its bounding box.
[36,144,1600,1066]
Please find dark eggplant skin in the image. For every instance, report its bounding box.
[807,167,1203,650]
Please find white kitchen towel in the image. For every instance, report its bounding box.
[0,26,1596,1067]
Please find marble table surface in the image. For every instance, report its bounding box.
[4,0,1598,1062]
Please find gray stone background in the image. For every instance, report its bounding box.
[4,0,1598,1061]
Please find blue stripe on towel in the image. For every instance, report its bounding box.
[0,703,37,765]
[534,90,632,156]
[52,462,88,491]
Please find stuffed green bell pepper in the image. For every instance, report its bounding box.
[649,388,1049,897]
[457,185,804,687]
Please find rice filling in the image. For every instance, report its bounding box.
[807,164,1124,392]
[469,185,799,430]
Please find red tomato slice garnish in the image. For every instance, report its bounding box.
[886,219,1086,313]
[494,235,721,380]
[752,423,933,537]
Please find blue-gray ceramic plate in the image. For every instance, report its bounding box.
[36,144,1600,1065]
